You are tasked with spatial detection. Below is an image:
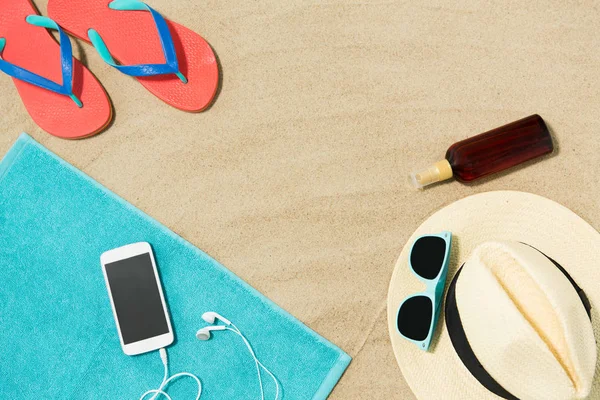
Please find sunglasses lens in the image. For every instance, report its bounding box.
[397,295,433,341]
[410,236,447,280]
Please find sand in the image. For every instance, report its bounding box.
[1,1,599,398]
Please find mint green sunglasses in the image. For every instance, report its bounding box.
[396,231,452,351]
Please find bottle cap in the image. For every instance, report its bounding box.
[409,159,453,189]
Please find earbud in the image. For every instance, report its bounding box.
[202,311,231,326]
[197,312,231,341]
[195,325,226,341]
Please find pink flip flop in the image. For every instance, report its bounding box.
[0,0,112,139]
[47,0,219,112]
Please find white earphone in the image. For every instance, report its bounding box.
[195,325,226,341]
[201,311,231,326]
[196,311,280,400]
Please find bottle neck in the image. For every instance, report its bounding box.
[409,159,453,189]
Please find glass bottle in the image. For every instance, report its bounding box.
[410,114,554,189]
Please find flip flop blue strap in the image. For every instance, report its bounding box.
[0,16,82,107]
[88,0,187,83]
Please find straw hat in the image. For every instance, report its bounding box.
[387,191,600,400]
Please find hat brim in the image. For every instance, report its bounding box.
[387,191,600,400]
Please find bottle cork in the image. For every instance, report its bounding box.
[409,160,453,189]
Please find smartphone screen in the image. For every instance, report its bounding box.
[104,253,170,344]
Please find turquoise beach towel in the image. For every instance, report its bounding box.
[0,134,350,399]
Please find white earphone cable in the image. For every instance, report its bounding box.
[227,324,280,400]
[227,326,264,400]
[139,348,202,400]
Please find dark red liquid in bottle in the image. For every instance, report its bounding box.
[410,115,554,188]
[446,114,553,182]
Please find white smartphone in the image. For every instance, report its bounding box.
[100,242,174,355]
